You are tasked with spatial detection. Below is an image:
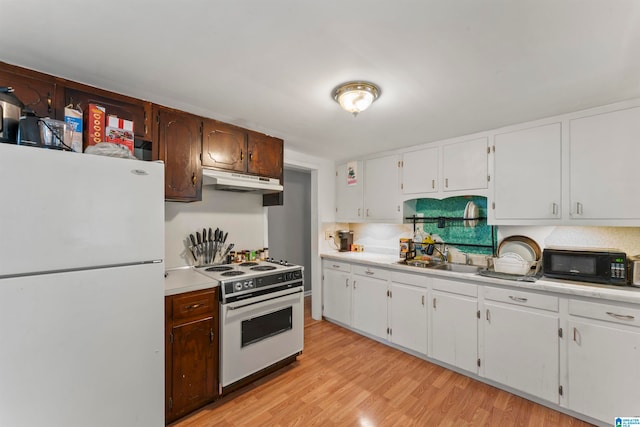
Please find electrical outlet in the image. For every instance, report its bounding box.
[325,231,334,240]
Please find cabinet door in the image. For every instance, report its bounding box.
[335,162,364,222]
[567,319,640,423]
[493,123,561,221]
[352,274,388,339]
[170,317,216,421]
[402,146,438,194]
[65,87,152,141]
[322,268,351,325]
[157,107,202,201]
[201,120,247,173]
[569,107,640,219]
[0,70,56,119]
[364,154,401,221]
[431,290,478,373]
[247,132,283,179]
[483,302,559,403]
[442,137,488,192]
[390,282,427,354]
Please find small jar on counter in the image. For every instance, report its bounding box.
[263,247,269,260]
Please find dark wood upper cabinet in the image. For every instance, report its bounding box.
[64,86,152,141]
[247,131,283,179]
[156,106,202,202]
[202,119,247,173]
[0,65,57,118]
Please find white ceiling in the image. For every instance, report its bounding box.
[1,1,640,161]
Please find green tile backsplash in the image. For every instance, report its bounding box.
[411,196,496,255]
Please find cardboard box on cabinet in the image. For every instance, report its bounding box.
[105,116,134,154]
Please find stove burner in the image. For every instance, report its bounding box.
[205,266,233,272]
[251,265,277,272]
[239,262,259,267]
[221,271,245,277]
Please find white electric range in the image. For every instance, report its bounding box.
[195,259,304,393]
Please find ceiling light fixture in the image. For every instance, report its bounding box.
[332,81,380,117]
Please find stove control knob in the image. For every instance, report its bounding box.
[234,282,243,291]
[243,281,251,289]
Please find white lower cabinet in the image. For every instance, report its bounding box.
[389,271,428,354]
[481,287,560,403]
[322,262,352,325]
[566,299,640,423]
[430,278,479,373]
[352,266,389,340]
[322,258,640,425]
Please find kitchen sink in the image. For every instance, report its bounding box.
[430,263,481,274]
[398,260,481,274]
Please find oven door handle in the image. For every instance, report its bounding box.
[227,288,303,310]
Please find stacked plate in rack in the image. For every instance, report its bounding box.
[493,235,541,275]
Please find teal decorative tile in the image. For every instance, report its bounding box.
[412,196,496,255]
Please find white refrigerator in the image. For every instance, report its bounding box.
[0,143,165,427]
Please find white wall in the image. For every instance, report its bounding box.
[282,147,335,320]
[164,187,266,269]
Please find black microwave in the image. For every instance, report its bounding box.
[542,248,627,285]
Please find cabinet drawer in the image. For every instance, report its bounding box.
[352,264,390,280]
[483,287,558,312]
[433,278,477,297]
[391,271,428,288]
[172,289,217,323]
[324,260,351,272]
[569,299,640,328]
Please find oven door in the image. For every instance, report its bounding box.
[220,286,303,387]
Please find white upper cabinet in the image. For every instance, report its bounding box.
[442,137,488,192]
[569,106,640,221]
[335,161,364,222]
[402,146,439,195]
[336,155,401,223]
[491,123,562,223]
[363,154,402,222]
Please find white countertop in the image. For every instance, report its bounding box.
[321,251,640,305]
[164,266,218,296]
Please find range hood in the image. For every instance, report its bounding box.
[202,169,283,194]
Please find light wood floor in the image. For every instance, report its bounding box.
[171,296,593,427]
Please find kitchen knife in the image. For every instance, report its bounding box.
[208,227,213,264]
[222,231,228,244]
[196,231,202,262]
[212,228,220,263]
[188,234,198,261]
[202,228,208,263]
[221,243,234,263]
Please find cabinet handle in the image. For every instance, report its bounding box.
[249,151,253,162]
[210,328,215,342]
[552,203,558,216]
[241,150,244,160]
[332,264,340,268]
[573,327,577,342]
[432,179,435,189]
[576,202,583,215]
[508,296,528,303]
[144,124,148,135]
[486,309,491,321]
[47,94,52,113]
[433,298,436,309]
[192,173,197,186]
[353,280,357,289]
[186,303,202,310]
[606,311,635,321]
[358,208,361,217]
[445,178,449,188]
[365,270,374,276]
[366,208,370,217]
[345,278,349,288]
[421,295,425,306]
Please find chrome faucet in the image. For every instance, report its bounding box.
[431,243,449,262]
